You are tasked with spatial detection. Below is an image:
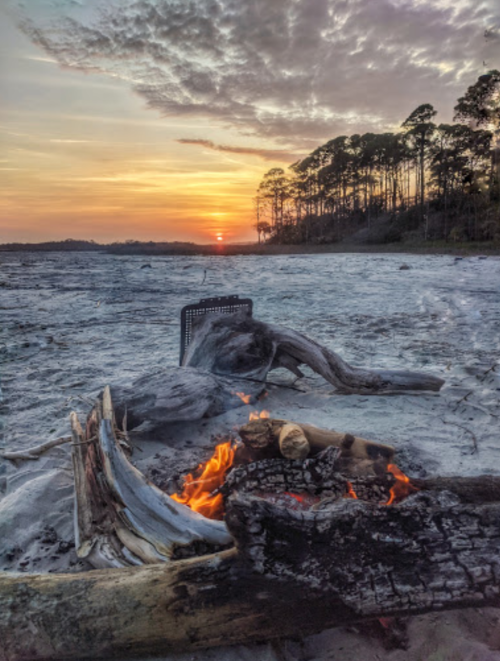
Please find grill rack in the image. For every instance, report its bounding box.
[180,295,253,365]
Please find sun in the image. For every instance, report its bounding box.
[216,235,224,242]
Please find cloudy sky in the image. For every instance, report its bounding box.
[1,0,499,243]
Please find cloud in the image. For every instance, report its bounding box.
[18,0,500,147]
[176,138,300,162]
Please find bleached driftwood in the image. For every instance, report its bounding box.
[109,314,443,434]
[183,312,445,394]
[111,365,265,432]
[1,436,72,461]
[72,387,231,569]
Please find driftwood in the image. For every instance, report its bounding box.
[1,480,500,660]
[108,313,444,434]
[111,366,265,431]
[1,388,500,659]
[72,388,231,569]
[183,312,445,394]
[0,436,72,461]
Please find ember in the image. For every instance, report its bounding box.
[171,441,235,519]
[235,392,251,404]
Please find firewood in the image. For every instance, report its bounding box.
[2,478,500,661]
[278,422,310,460]
[238,418,395,475]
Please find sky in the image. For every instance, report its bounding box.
[1,0,499,244]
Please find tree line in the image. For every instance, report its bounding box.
[254,71,500,245]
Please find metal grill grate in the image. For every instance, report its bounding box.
[180,295,253,364]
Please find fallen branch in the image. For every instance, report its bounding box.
[183,313,445,394]
[238,418,395,476]
[1,436,72,461]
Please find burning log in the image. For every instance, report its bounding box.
[2,479,500,660]
[238,418,395,476]
[183,312,445,394]
[1,388,500,660]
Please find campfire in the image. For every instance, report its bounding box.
[170,399,419,523]
[4,312,500,661]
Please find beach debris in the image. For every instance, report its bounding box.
[71,387,232,568]
[1,436,72,462]
[183,312,445,394]
[2,389,500,660]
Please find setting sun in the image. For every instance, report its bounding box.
[217,236,224,241]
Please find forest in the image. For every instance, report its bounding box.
[255,71,500,246]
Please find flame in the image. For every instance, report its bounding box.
[171,441,235,519]
[385,464,419,505]
[249,410,270,421]
[344,481,358,499]
[235,391,252,405]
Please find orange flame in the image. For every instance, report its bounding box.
[235,391,252,405]
[249,410,270,421]
[344,481,358,499]
[385,464,419,505]
[171,441,235,519]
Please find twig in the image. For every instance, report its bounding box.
[478,363,498,382]
[440,418,478,454]
[1,436,72,461]
[452,390,474,411]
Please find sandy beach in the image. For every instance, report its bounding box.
[1,250,499,660]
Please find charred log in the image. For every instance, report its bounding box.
[1,482,500,660]
[225,488,500,615]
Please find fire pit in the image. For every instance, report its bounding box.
[1,313,499,661]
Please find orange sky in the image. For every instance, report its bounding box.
[1,0,497,244]
[0,11,293,244]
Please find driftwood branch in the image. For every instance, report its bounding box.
[72,388,232,570]
[184,313,445,394]
[0,436,72,461]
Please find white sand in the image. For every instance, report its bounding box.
[1,251,499,659]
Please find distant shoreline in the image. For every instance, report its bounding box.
[1,240,499,257]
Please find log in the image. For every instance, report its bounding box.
[111,366,265,432]
[225,487,500,613]
[278,422,310,460]
[110,313,444,433]
[238,418,395,476]
[2,478,500,661]
[71,388,232,570]
[184,312,445,393]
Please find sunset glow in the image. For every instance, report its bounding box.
[1,0,497,244]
